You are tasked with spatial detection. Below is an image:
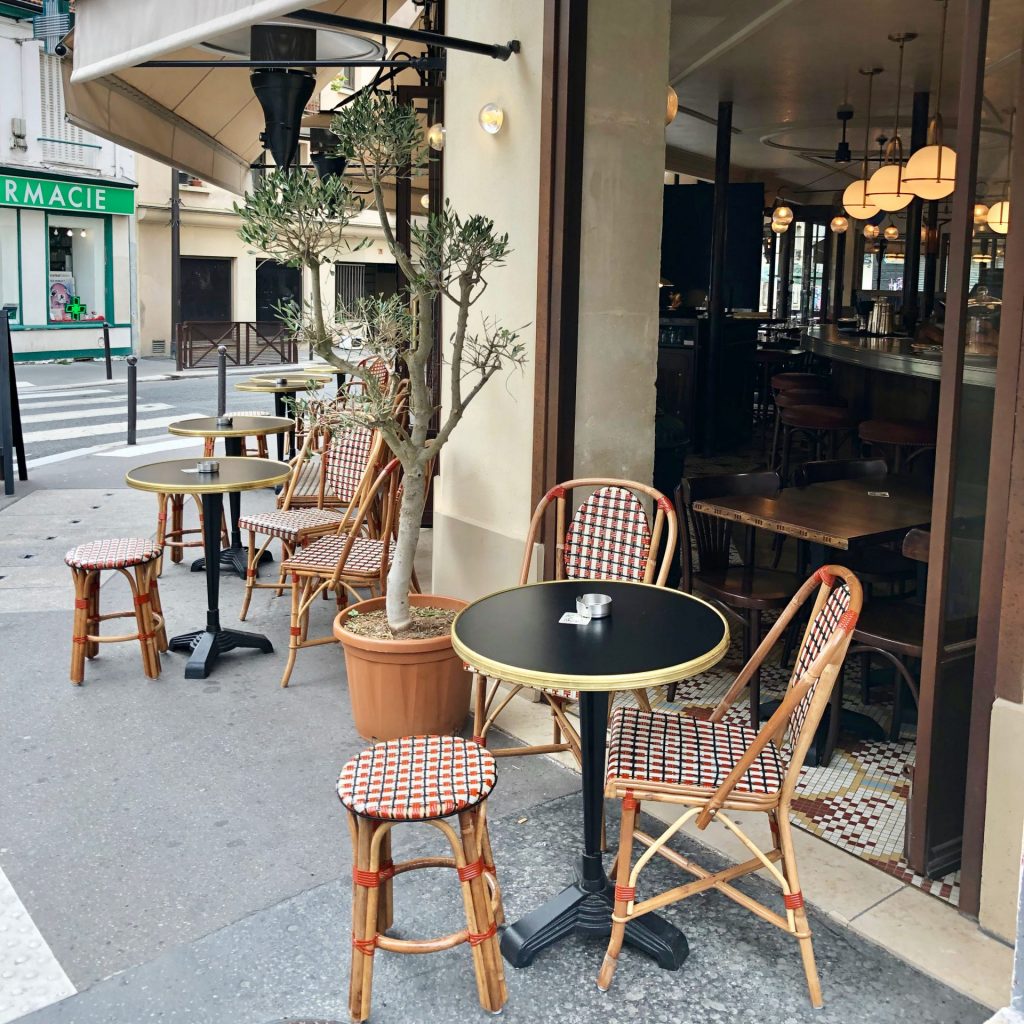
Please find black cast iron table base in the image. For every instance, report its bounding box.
[169,624,274,679]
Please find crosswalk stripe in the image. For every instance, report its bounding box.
[20,402,169,425]
[99,437,205,458]
[23,413,198,445]
[16,388,114,401]
[18,395,125,411]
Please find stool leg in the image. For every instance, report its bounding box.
[377,827,394,934]
[203,437,215,458]
[149,565,168,652]
[85,570,101,659]
[349,814,377,1023]
[239,531,257,622]
[69,568,89,684]
[171,495,184,564]
[477,807,505,926]
[155,493,168,575]
[456,809,507,1014]
[258,436,268,459]
[132,564,161,679]
[770,407,782,471]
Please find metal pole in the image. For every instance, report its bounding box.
[706,99,733,456]
[0,311,15,495]
[102,321,112,380]
[171,169,182,371]
[127,355,138,446]
[217,345,227,417]
[903,90,930,333]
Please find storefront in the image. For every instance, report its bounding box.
[0,167,136,360]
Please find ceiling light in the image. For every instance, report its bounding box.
[883,224,900,240]
[863,224,880,240]
[66,228,73,236]
[420,194,430,210]
[865,35,916,213]
[834,104,854,163]
[427,123,446,152]
[830,215,850,233]
[772,205,794,225]
[844,68,883,219]
[973,203,990,222]
[80,229,87,238]
[771,221,788,234]
[987,200,1011,235]
[479,104,504,135]
[666,85,679,126]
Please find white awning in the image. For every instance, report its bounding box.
[62,1,397,194]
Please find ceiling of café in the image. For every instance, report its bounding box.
[666,0,1022,205]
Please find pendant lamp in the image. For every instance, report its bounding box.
[986,110,1014,235]
[866,34,916,213]
[830,215,850,233]
[904,1,957,199]
[843,68,883,219]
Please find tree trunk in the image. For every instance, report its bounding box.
[307,260,328,353]
[386,462,427,633]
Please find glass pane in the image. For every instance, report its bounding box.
[48,215,106,322]
[0,209,19,323]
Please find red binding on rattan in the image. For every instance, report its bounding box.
[290,626,302,636]
[483,863,496,875]
[783,890,805,909]
[74,598,89,609]
[352,935,377,956]
[134,593,151,606]
[353,867,383,888]
[814,567,835,586]
[458,859,485,882]
[471,735,486,746]
[468,921,497,947]
[139,632,154,642]
[545,485,566,501]
[72,637,87,645]
[380,859,395,881]
[615,884,636,902]
[157,513,167,523]
[246,568,256,578]
[839,610,859,632]
[656,495,673,512]
[622,792,639,811]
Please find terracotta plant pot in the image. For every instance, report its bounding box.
[333,594,471,741]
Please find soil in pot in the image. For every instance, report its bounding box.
[340,605,456,641]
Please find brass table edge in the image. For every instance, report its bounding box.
[125,459,291,494]
[168,417,295,438]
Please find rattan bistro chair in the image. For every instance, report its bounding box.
[598,566,862,1008]
[471,479,678,764]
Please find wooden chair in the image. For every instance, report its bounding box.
[66,538,168,684]
[340,735,506,1020]
[153,492,229,574]
[278,457,410,687]
[237,420,385,621]
[677,471,800,725]
[598,566,863,1008]
[472,479,677,764]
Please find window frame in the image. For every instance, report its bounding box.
[44,210,113,326]
[0,207,22,325]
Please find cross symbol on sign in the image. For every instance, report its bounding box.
[66,296,87,321]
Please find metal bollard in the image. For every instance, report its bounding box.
[102,322,113,380]
[127,355,138,446]
[217,344,227,417]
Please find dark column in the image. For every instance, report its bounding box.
[922,200,940,317]
[832,229,847,320]
[819,227,833,321]
[705,100,733,455]
[776,226,794,320]
[903,91,930,333]
[170,169,182,369]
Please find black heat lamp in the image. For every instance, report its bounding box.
[835,104,854,164]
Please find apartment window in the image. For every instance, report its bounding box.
[48,215,107,323]
[39,52,97,168]
[0,209,19,324]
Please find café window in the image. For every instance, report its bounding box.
[0,209,19,324]
[48,215,107,323]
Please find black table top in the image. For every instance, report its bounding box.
[451,580,729,691]
[125,457,291,495]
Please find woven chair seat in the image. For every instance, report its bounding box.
[282,533,393,575]
[65,538,162,571]
[238,507,345,541]
[606,706,786,796]
[338,736,497,821]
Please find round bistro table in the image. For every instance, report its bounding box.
[451,580,729,971]
[168,416,295,577]
[233,376,328,460]
[126,457,291,679]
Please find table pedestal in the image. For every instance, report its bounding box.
[190,436,273,579]
[170,491,274,679]
[499,692,689,970]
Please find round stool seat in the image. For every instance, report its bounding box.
[775,389,847,409]
[65,537,162,571]
[781,405,860,430]
[771,372,828,391]
[858,419,937,447]
[753,348,799,365]
[338,736,497,821]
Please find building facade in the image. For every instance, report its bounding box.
[0,0,137,360]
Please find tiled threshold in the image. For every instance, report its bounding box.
[493,693,1014,1012]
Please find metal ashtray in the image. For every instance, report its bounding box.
[215,415,233,428]
[576,593,612,619]
[196,460,220,474]
[276,377,288,386]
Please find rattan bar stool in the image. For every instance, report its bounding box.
[202,410,270,458]
[771,371,829,393]
[153,493,228,574]
[65,538,167,684]
[858,418,937,472]
[339,735,507,1022]
[769,388,847,474]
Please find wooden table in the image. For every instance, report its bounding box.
[233,376,328,460]
[168,416,295,577]
[452,580,729,971]
[126,457,290,679]
[692,476,932,551]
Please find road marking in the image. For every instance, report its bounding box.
[16,388,114,401]
[99,437,204,458]
[18,396,125,411]
[0,864,76,1022]
[20,403,169,425]
[23,413,195,444]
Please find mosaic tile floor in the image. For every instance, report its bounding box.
[600,631,962,907]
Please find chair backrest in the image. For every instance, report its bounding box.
[520,479,678,587]
[795,457,888,487]
[678,471,781,588]
[324,424,381,504]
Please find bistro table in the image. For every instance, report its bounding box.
[126,457,291,679]
[233,375,329,460]
[168,415,294,577]
[451,579,729,970]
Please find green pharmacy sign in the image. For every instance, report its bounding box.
[0,173,135,216]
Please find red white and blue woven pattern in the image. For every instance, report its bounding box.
[787,582,851,746]
[563,486,652,582]
[324,425,374,502]
[607,706,785,796]
[238,507,345,541]
[338,736,497,820]
[282,534,393,576]
[65,538,161,570]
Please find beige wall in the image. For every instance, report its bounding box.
[432,0,544,600]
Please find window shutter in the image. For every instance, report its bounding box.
[39,52,93,167]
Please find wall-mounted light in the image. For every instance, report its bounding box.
[66,228,73,236]
[478,103,504,135]
[427,123,446,152]
[666,85,679,126]
[830,215,849,233]
[80,229,87,238]
[420,194,430,210]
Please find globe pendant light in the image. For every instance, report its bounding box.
[866,34,916,213]
[843,68,883,219]
[771,221,788,234]
[973,203,990,222]
[904,1,957,200]
[831,215,850,233]
[883,223,900,240]
[666,85,679,126]
[772,203,794,225]
[986,110,1014,235]
[863,223,880,240]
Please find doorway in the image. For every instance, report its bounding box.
[256,260,302,322]
[181,257,232,322]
